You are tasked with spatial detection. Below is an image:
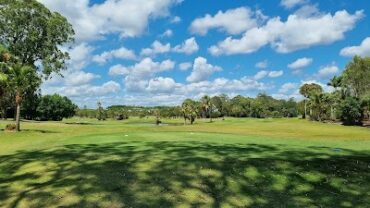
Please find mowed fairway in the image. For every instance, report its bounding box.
[0,118,369,208]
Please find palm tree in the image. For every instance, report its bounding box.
[181,99,198,125]
[201,95,213,122]
[8,64,40,131]
[299,83,323,119]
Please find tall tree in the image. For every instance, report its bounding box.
[299,83,323,119]
[342,56,370,99]
[0,0,74,77]
[181,99,198,125]
[7,64,41,131]
[211,94,228,120]
[201,95,213,122]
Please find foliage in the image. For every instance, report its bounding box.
[4,123,16,131]
[342,56,370,99]
[0,0,74,76]
[339,97,363,125]
[97,101,106,121]
[182,99,198,125]
[36,94,77,121]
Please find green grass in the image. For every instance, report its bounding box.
[0,117,369,207]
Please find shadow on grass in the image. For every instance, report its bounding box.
[64,122,100,126]
[0,141,369,207]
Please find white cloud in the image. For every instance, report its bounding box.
[269,70,284,78]
[160,29,173,38]
[179,62,192,71]
[340,37,370,57]
[140,41,171,57]
[170,16,181,23]
[280,0,306,9]
[108,64,129,76]
[141,37,199,57]
[64,43,94,71]
[114,58,175,92]
[254,70,283,80]
[255,60,268,69]
[209,9,363,55]
[173,37,199,54]
[146,77,179,93]
[288,57,313,70]
[39,0,180,41]
[316,64,339,79]
[43,81,120,98]
[254,70,269,80]
[278,82,298,93]
[186,57,222,83]
[65,71,100,86]
[288,57,313,74]
[190,7,264,35]
[93,47,136,64]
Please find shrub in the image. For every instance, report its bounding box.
[5,124,16,131]
[340,97,363,125]
[36,94,77,121]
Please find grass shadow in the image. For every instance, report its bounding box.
[0,141,369,207]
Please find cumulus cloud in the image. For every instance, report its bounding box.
[209,9,363,55]
[269,70,284,78]
[146,77,180,93]
[43,81,121,98]
[160,29,173,38]
[186,57,222,83]
[39,0,180,41]
[255,60,268,69]
[278,82,298,93]
[316,64,339,79]
[340,37,370,57]
[179,62,192,71]
[280,0,307,9]
[93,47,136,64]
[108,64,129,76]
[172,37,199,54]
[140,41,171,57]
[170,16,181,23]
[141,37,199,57]
[254,70,284,80]
[288,57,313,69]
[190,7,265,35]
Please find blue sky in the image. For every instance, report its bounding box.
[39,0,370,107]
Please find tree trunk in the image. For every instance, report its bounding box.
[15,93,22,132]
[209,108,212,123]
[303,100,307,119]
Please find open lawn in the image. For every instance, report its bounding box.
[0,118,369,207]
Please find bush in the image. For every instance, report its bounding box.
[5,124,16,131]
[340,97,363,125]
[36,94,77,121]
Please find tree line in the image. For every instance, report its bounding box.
[299,56,370,125]
[78,93,299,124]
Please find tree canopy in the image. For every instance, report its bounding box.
[0,0,74,77]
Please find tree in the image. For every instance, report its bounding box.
[201,95,213,122]
[97,101,106,121]
[0,0,74,77]
[212,94,228,120]
[181,99,198,125]
[309,93,330,121]
[340,97,363,125]
[299,83,323,119]
[36,94,76,121]
[7,64,41,131]
[342,56,370,99]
